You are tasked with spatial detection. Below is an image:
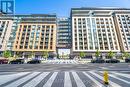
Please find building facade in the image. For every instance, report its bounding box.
[12,14,57,58]
[0,16,13,56]
[71,8,130,58]
[114,13,130,52]
[57,18,71,48]
[57,18,71,58]
[0,8,130,59]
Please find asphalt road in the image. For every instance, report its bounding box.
[0,63,130,72]
[0,63,130,87]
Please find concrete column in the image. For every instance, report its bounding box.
[13,52,16,58]
[102,53,106,59]
[22,52,25,59]
[92,54,96,59]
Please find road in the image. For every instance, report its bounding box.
[0,63,130,87]
[0,63,130,72]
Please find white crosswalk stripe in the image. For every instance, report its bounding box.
[89,71,122,87]
[5,72,40,87]
[83,72,103,87]
[46,60,78,64]
[0,72,29,85]
[109,74,130,84]
[111,71,130,78]
[43,72,58,87]
[23,72,50,87]
[64,72,72,87]
[72,72,86,87]
[99,71,130,84]
[0,71,129,87]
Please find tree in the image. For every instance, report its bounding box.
[15,52,20,59]
[122,52,130,59]
[29,51,35,58]
[107,51,115,59]
[14,54,19,59]
[95,50,100,59]
[42,51,49,60]
[79,52,86,59]
[3,50,11,58]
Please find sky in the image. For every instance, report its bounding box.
[15,0,130,17]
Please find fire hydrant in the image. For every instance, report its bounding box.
[103,71,109,85]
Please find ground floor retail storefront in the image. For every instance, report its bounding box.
[13,51,57,59]
[70,51,123,59]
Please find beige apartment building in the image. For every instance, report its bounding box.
[0,17,13,55]
[71,8,130,58]
[12,14,57,58]
[114,14,130,52]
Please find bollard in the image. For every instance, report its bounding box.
[103,71,109,85]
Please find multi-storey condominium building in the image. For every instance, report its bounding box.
[7,15,24,51]
[114,13,130,52]
[12,14,57,58]
[0,8,130,59]
[0,14,35,56]
[0,16,13,56]
[57,18,71,48]
[71,8,130,58]
[57,18,71,58]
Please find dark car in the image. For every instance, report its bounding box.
[27,60,41,64]
[0,59,8,64]
[91,59,105,63]
[125,58,130,63]
[105,59,120,63]
[9,59,24,64]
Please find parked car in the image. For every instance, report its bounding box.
[91,59,105,63]
[0,59,8,64]
[27,59,41,64]
[125,58,130,63]
[9,59,24,64]
[105,59,120,63]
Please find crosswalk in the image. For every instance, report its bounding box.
[46,60,79,64]
[0,71,130,87]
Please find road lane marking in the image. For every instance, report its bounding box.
[64,72,72,87]
[109,66,114,67]
[89,71,122,87]
[23,72,50,87]
[83,72,103,87]
[43,72,58,87]
[71,72,86,87]
[0,72,29,85]
[5,72,40,87]
[100,67,108,69]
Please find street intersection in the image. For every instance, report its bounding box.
[0,61,130,87]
